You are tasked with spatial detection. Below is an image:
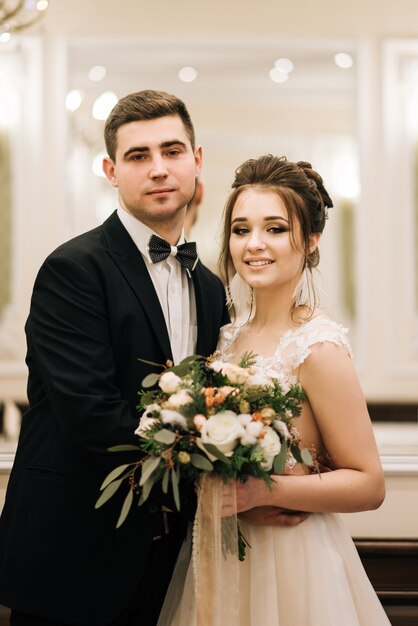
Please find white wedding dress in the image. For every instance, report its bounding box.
[158,315,391,626]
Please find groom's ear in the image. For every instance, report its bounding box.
[103,156,118,188]
[193,145,203,177]
[308,233,321,254]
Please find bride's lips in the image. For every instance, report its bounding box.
[244,258,274,267]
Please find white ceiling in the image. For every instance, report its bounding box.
[66,37,357,108]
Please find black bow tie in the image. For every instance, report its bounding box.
[148,234,198,271]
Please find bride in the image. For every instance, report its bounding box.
[158,154,391,625]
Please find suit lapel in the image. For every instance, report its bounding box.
[101,212,172,360]
[192,262,213,357]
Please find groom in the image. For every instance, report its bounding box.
[0,90,229,626]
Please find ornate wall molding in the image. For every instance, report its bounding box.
[383,40,418,381]
[0,36,42,390]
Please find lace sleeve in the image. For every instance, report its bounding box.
[278,316,352,373]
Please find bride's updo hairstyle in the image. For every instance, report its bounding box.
[219,154,333,318]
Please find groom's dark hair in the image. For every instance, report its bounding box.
[104,89,196,161]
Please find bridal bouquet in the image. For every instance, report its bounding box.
[96,352,311,557]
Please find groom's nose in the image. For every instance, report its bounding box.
[149,154,169,178]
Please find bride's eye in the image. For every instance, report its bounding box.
[268,226,288,234]
[231,226,250,235]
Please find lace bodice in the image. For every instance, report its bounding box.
[217,314,352,387]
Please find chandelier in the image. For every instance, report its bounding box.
[0,0,49,40]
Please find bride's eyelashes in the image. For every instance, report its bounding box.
[231,226,250,235]
[268,226,289,234]
[231,225,289,236]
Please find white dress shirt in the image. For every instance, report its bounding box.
[117,207,197,364]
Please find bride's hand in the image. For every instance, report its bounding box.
[221,477,273,517]
[235,475,272,512]
[235,471,310,526]
[238,506,310,527]
[234,464,300,512]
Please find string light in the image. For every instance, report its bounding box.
[0,0,50,39]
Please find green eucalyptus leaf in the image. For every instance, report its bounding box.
[168,355,202,376]
[171,468,180,511]
[140,391,156,406]
[139,456,161,486]
[180,354,202,363]
[108,445,141,452]
[95,479,123,509]
[142,373,161,388]
[169,363,192,377]
[162,468,170,494]
[100,464,130,490]
[201,443,231,464]
[191,453,214,471]
[273,444,288,475]
[301,448,314,466]
[138,476,154,506]
[116,489,134,528]
[153,429,176,445]
[290,444,304,464]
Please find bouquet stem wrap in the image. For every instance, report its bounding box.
[194,474,240,626]
[158,474,240,626]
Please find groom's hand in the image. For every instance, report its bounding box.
[238,506,310,527]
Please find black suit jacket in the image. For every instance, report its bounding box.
[0,212,228,625]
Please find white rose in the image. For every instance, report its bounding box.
[257,426,282,470]
[165,389,193,410]
[200,410,244,456]
[159,371,182,394]
[135,416,159,438]
[221,363,250,384]
[160,409,188,430]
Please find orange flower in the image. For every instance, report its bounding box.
[252,411,264,422]
[204,387,216,408]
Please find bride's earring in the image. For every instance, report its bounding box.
[226,273,254,323]
[292,260,315,310]
[245,287,254,327]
